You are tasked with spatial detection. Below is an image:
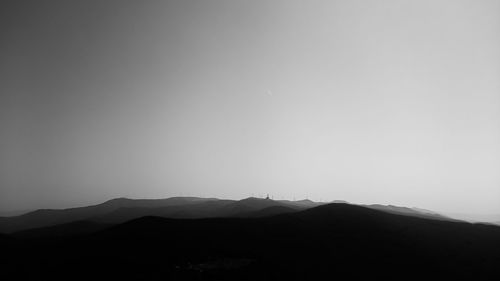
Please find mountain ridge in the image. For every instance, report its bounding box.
[3,202,500,280]
[0,196,459,234]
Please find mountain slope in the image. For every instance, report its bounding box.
[0,196,461,234]
[215,197,303,217]
[0,197,317,233]
[91,199,236,223]
[243,205,298,217]
[5,203,499,280]
[0,197,222,233]
[13,221,110,238]
[365,204,455,221]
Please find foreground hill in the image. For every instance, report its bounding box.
[13,221,110,239]
[3,203,500,280]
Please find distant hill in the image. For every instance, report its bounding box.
[331,199,349,203]
[277,198,324,208]
[4,203,498,280]
[215,197,305,217]
[85,197,306,224]
[0,197,316,233]
[244,205,298,217]
[13,221,110,239]
[365,204,455,221]
[0,197,221,233]
[0,209,33,217]
[1,196,463,234]
[444,212,500,224]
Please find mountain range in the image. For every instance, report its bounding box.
[2,200,499,280]
[0,196,453,234]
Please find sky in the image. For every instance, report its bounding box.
[1,0,499,215]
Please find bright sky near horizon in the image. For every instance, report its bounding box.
[1,0,499,214]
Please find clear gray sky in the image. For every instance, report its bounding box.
[1,0,499,214]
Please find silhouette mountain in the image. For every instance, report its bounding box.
[216,197,305,217]
[0,196,462,234]
[277,198,324,208]
[92,199,236,223]
[0,197,224,233]
[365,204,455,221]
[3,203,500,280]
[0,197,316,233]
[87,197,306,224]
[445,212,500,224]
[13,220,110,239]
[243,205,298,217]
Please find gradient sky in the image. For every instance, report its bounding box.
[1,0,499,214]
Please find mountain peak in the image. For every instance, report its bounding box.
[240,197,274,203]
[105,197,130,202]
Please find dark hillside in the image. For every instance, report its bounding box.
[4,203,500,281]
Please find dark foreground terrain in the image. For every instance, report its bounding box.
[2,203,500,280]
